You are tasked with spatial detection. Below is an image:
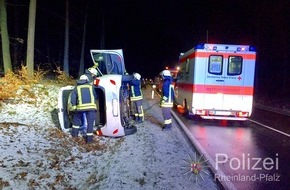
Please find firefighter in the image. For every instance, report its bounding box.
[70,75,98,143]
[160,70,175,130]
[130,73,144,123]
[84,66,101,130]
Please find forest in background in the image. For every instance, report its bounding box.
[1,0,290,98]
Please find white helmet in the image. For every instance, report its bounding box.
[161,70,171,77]
[88,67,98,76]
[79,74,88,81]
[133,73,141,80]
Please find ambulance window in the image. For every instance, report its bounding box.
[179,64,186,79]
[228,56,242,75]
[208,55,223,75]
[185,58,190,73]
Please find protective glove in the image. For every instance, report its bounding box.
[159,99,165,107]
[69,105,77,112]
[93,62,99,68]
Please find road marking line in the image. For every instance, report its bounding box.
[248,119,290,138]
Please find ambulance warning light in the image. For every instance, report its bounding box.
[196,109,207,116]
[236,111,249,117]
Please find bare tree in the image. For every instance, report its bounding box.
[26,0,37,77]
[0,0,12,74]
[63,0,69,76]
[78,2,88,77]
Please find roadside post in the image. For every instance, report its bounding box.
[152,85,156,99]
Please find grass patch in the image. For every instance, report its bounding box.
[0,65,74,101]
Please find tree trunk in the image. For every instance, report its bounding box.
[63,0,69,76]
[0,0,12,74]
[26,0,37,77]
[13,0,20,68]
[78,2,88,77]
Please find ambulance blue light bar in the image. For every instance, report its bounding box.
[249,46,256,51]
[195,44,205,49]
[195,43,256,52]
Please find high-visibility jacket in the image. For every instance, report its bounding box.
[130,79,143,101]
[71,81,97,111]
[160,76,174,108]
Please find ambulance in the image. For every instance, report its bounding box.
[58,49,136,137]
[175,43,256,120]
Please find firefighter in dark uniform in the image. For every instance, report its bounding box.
[130,73,144,123]
[80,67,100,134]
[70,75,98,143]
[160,70,175,130]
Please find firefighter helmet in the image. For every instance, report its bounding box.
[79,75,88,81]
[161,70,171,77]
[88,67,98,76]
[133,73,141,80]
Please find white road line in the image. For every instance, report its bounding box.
[248,119,290,138]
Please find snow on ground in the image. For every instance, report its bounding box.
[0,83,220,190]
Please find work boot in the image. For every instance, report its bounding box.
[79,125,87,136]
[86,135,93,144]
[138,116,144,123]
[162,124,172,131]
[71,126,80,137]
[134,116,139,123]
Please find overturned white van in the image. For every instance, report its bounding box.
[58,49,137,137]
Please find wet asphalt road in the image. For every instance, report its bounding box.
[174,108,290,190]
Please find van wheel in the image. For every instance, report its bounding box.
[124,125,137,135]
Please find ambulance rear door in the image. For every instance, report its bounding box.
[222,55,244,111]
[203,54,225,110]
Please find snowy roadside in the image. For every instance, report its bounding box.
[0,83,220,190]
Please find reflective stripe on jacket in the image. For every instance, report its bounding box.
[130,79,143,101]
[71,83,97,111]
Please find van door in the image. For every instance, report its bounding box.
[58,86,74,132]
[90,49,125,75]
[203,55,224,110]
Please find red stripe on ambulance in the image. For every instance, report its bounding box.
[177,83,254,95]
